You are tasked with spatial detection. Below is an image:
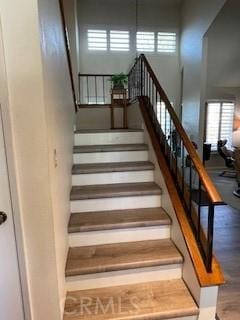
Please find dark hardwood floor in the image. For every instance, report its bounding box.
[212,205,240,319]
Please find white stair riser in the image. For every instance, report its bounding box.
[65,264,182,291]
[70,195,161,213]
[72,170,154,186]
[74,132,144,146]
[73,151,148,164]
[69,225,170,247]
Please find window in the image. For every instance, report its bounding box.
[157,32,177,53]
[87,30,177,54]
[110,31,129,51]
[205,102,235,151]
[136,32,155,52]
[87,30,107,51]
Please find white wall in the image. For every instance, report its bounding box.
[77,0,181,109]
[206,0,240,93]
[204,0,240,146]
[38,0,76,314]
[0,0,75,319]
[180,0,226,144]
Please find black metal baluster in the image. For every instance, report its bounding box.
[175,133,178,181]
[197,180,202,242]
[140,58,143,96]
[95,76,97,104]
[206,204,214,272]
[134,66,136,99]
[159,98,162,129]
[155,88,158,122]
[78,75,81,104]
[164,106,167,137]
[153,86,157,127]
[130,71,132,99]
[102,76,105,104]
[138,60,141,96]
[149,76,152,111]
[146,66,148,97]
[169,120,173,171]
[87,76,89,104]
[189,159,193,217]
[164,107,167,155]
[181,141,185,196]
[152,80,154,108]
[128,73,131,101]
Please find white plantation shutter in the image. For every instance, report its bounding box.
[157,32,177,53]
[136,32,155,52]
[110,31,130,51]
[88,30,107,51]
[206,102,235,150]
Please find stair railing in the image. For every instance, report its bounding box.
[59,0,78,112]
[78,74,114,105]
[128,54,224,273]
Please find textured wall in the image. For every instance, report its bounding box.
[180,0,226,143]
[0,0,75,319]
[77,0,181,110]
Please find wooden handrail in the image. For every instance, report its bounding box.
[129,54,224,272]
[139,96,224,287]
[140,54,222,205]
[59,0,78,113]
[79,74,114,77]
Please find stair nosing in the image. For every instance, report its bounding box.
[66,258,182,277]
[73,144,149,154]
[64,279,199,320]
[75,128,144,134]
[68,219,170,233]
[65,239,183,277]
[72,161,154,175]
[70,182,162,201]
[68,207,170,233]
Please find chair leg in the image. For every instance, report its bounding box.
[233,188,240,198]
[219,170,237,178]
[219,171,226,177]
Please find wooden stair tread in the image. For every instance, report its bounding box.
[75,128,143,133]
[73,144,148,154]
[72,161,154,174]
[78,104,111,108]
[70,182,162,201]
[64,279,198,319]
[65,239,182,277]
[68,207,170,233]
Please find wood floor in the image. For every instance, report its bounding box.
[210,205,240,320]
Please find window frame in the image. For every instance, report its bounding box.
[136,31,156,53]
[85,28,178,55]
[109,30,130,52]
[87,29,108,51]
[204,101,235,151]
[157,32,177,54]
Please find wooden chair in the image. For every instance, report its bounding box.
[217,140,236,178]
[233,148,240,197]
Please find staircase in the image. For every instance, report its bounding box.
[64,128,199,320]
